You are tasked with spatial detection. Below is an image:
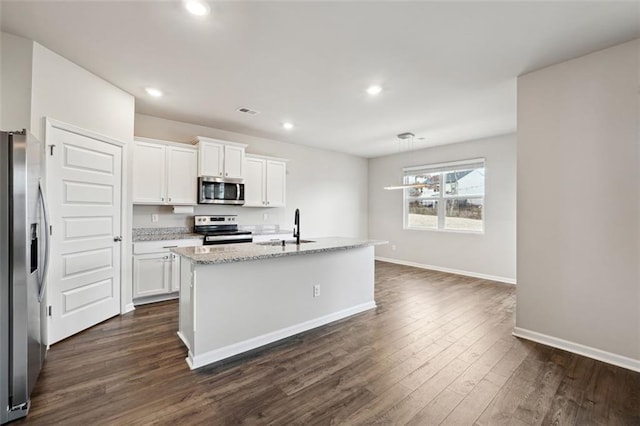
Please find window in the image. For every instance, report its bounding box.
[404,159,485,232]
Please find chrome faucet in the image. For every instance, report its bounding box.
[293,208,300,245]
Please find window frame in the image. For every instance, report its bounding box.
[402,158,485,234]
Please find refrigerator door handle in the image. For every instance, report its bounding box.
[37,180,50,302]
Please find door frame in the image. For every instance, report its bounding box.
[44,118,133,343]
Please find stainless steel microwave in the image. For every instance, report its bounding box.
[198,176,245,205]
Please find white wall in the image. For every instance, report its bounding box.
[134,114,369,239]
[368,134,517,283]
[20,39,137,314]
[30,42,134,142]
[0,32,33,131]
[516,39,639,366]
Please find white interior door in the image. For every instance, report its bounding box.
[46,122,123,344]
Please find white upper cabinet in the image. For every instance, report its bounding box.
[244,157,266,206]
[243,154,287,208]
[265,160,286,207]
[198,142,223,177]
[132,141,166,203]
[133,138,198,205]
[223,145,245,178]
[166,146,198,204]
[192,136,247,179]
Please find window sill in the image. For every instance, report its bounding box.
[403,227,485,235]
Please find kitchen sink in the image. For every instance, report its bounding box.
[255,239,315,246]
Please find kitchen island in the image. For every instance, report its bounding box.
[172,237,385,369]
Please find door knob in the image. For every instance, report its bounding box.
[113,236,122,242]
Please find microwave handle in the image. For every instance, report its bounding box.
[237,183,241,201]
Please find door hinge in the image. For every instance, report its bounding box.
[49,144,56,156]
[48,305,52,316]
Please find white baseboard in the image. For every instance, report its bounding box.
[122,303,135,314]
[188,301,376,370]
[133,292,178,306]
[513,327,640,373]
[375,256,516,285]
[176,331,191,351]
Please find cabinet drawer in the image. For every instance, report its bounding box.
[133,238,202,254]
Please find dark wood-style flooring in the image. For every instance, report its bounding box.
[19,261,640,425]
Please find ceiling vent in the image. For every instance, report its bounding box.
[236,107,260,116]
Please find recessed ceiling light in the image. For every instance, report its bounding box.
[184,0,210,16]
[366,85,383,96]
[282,122,294,130]
[145,87,163,97]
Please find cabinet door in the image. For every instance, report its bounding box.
[265,160,286,207]
[244,157,266,207]
[167,146,198,205]
[133,142,166,203]
[198,141,224,177]
[224,145,245,179]
[133,253,170,298]
[169,254,180,292]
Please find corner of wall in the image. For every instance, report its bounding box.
[1,32,34,132]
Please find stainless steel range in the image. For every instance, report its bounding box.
[194,215,252,245]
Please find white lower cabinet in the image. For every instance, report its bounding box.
[133,253,171,297]
[133,239,202,303]
[170,254,180,292]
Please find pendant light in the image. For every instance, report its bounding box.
[383,132,427,190]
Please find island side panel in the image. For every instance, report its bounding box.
[190,245,375,368]
[178,256,194,352]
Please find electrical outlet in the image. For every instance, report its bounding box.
[263,213,268,221]
[313,284,320,297]
[391,245,397,251]
[151,214,159,223]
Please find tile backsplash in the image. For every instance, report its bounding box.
[132,204,287,229]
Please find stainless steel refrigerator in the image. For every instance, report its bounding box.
[0,130,49,424]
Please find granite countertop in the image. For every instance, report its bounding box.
[133,227,203,242]
[172,237,387,264]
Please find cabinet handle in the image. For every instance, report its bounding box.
[168,197,172,202]
[113,236,122,242]
[163,256,168,260]
[225,172,228,176]
[219,172,222,176]
[161,197,164,201]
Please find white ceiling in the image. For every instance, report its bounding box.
[1,1,638,157]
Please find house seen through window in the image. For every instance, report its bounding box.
[403,159,485,232]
